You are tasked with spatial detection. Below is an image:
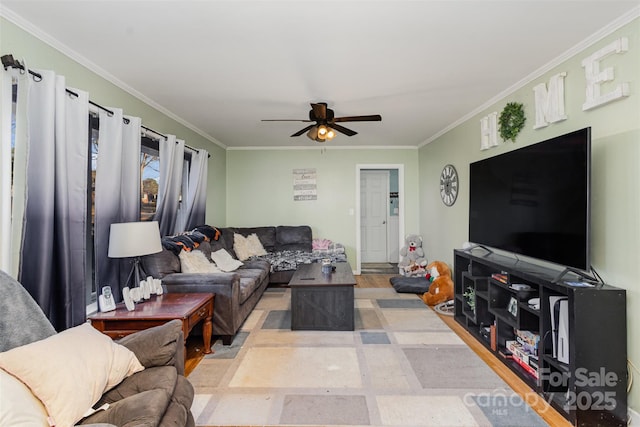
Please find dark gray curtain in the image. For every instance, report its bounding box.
[94,111,141,302]
[179,148,209,231]
[18,71,89,331]
[154,135,184,236]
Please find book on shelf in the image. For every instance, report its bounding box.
[491,273,508,284]
[512,353,539,379]
[490,324,497,351]
[506,340,539,379]
[515,329,540,354]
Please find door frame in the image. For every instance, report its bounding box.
[355,164,405,275]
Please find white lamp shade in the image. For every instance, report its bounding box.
[108,221,163,258]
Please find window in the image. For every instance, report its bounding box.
[140,136,160,221]
[86,115,99,307]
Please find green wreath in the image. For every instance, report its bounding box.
[498,102,526,142]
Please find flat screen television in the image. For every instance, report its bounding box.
[468,127,591,271]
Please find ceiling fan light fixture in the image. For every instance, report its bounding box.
[307,126,319,140]
[326,128,335,140]
[317,125,328,137]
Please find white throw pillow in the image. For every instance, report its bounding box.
[0,369,49,427]
[0,323,144,427]
[246,233,268,256]
[179,249,222,273]
[233,233,267,261]
[211,248,244,272]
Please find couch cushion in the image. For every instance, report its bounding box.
[238,277,258,304]
[0,323,144,427]
[142,249,181,279]
[117,319,183,370]
[81,387,169,426]
[276,225,312,252]
[196,240,213,260]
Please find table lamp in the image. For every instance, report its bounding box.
[108,221,163,291]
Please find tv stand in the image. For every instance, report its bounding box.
[453,249,627,426]
[552,266,599,285]
[462,243,494,255]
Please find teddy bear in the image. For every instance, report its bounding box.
[421,260,455,306]
[399,234,427,276]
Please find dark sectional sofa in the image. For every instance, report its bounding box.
[142,225,346,345]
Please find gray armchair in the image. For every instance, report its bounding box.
[0,270,195,427]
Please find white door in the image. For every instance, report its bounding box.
[360,170,389,262]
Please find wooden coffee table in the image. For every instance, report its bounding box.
[289,262,356,331]
[89,292,214,355]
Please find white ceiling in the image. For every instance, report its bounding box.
[2,1,638,149]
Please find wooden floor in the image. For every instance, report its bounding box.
[185,273,569,427]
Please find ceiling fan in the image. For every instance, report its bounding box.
[262,102,382,142]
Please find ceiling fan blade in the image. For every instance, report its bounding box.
[310,103,327,120]
[291,124,316,137]
[333,114,382,123]
[261,119,313,122]
[331,123,358,137]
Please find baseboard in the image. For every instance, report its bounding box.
[629,407,640,425]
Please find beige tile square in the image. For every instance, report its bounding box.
[240,309,263,331]
[204,394,275,425]
[190,394,213,421]
[363,347,411,390]
[250,329,355,346]
[229,347,362,388]
[376,395,479,426]
[381,309,450,331]
[187,359,233,389]
[394,331,465,345]
[355,298,374,308]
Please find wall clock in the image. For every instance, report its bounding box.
[440,164,458,206]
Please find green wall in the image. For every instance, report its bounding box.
[0,17,227,224]
[225,148,419,263]
[419,17,640,413]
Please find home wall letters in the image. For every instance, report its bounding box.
[480,36,630,149]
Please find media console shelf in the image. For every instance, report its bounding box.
[454,249,627,426]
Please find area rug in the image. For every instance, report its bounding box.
[188,288,548,426]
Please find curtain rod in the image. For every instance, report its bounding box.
[1,54,209,158]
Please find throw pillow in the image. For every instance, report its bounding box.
[233,233,267,261]
[179,249,222,273]
[210,248,244,272]
[0,369,49,427]
[0,322,144,427]
[246,233,268,257]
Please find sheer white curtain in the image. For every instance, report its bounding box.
[154,135,184,236]
[13,68,90,330]
[178,148,209,231]
[0,67,29,278]
[94,110,141,300]
[0,67,14,273]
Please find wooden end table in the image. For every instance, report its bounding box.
[89,292,214,356]
[289,262,356,331]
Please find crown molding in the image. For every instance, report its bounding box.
[227,145,418,151]
[0,7,226,150]
[418,6,640,148]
